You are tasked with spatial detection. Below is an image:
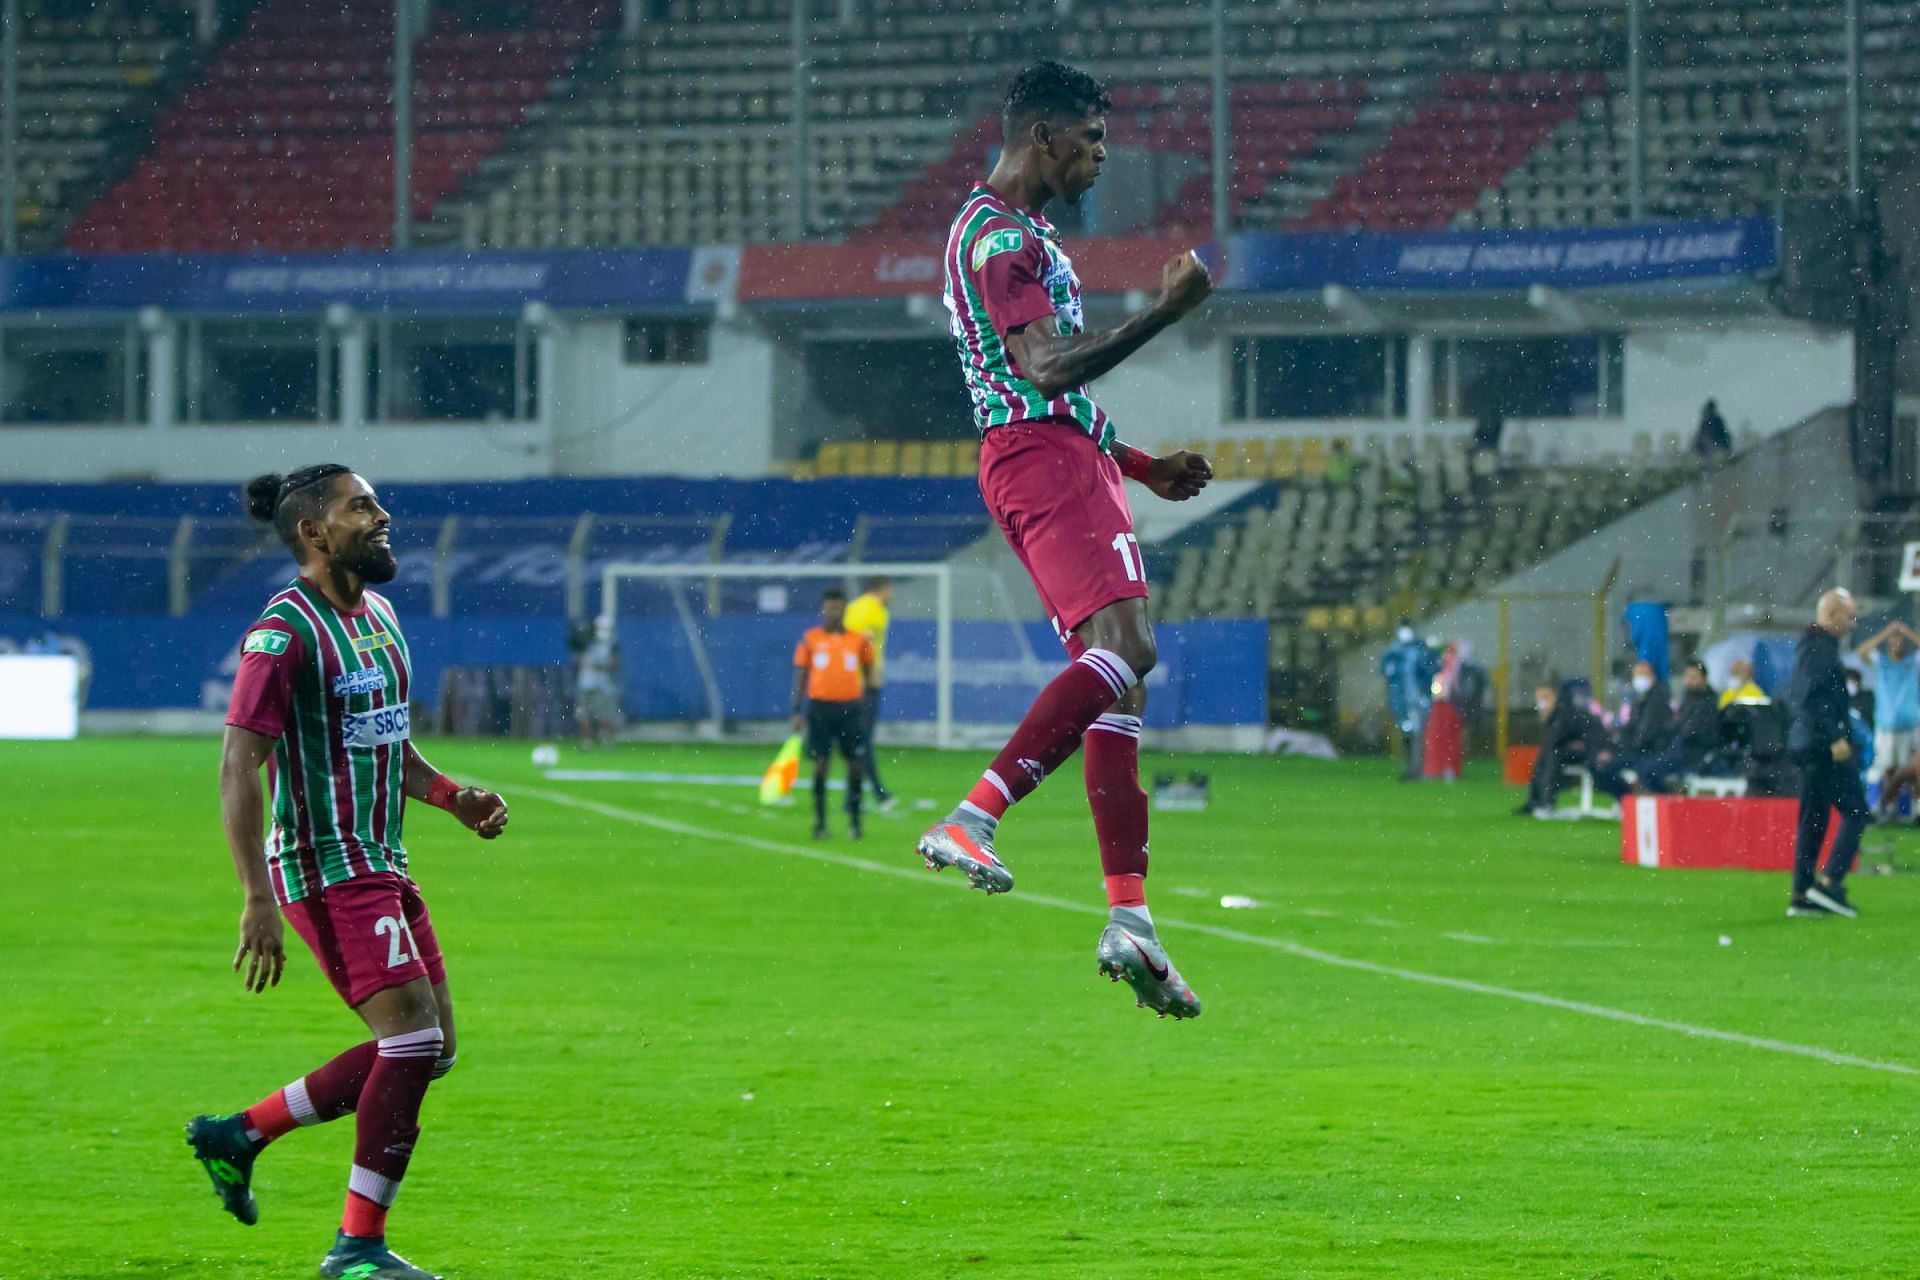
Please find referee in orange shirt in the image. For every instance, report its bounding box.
[791,587,876,841]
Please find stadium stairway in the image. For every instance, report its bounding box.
[10,2,205,251]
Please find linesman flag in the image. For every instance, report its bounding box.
[759,734,803,805]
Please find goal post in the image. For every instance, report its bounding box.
[599,560,957,747]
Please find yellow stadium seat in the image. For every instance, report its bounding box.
[839,442,875,476]
[897,442,928,475]
[816,442,849,475]
[870,441,900,474]
[1305,607,1333,631]
[954,439,979,473]
[1333,605,1359,632]
[1361,604,1389,631]
[1271,450,1299,480]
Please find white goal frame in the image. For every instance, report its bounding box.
[599,561,956,747]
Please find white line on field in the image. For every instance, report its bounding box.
[505,782,1920,1078]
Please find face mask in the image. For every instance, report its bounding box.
[1536,700,1551,716]
[1397,627,1415,643]
[1631,675,1653,694]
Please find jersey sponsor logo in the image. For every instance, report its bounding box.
[332,667,389,697]
[341,703,411,750]
[351,630,396,654]
[243,629,291,656]
[1043,252,1084,330]
[970,228,1024,272]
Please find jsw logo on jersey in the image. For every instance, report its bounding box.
[341,703,411,750]
[332,668,388,697]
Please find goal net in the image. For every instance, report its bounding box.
[597,561,1057,749]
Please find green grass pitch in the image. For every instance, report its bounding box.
[6,735,1920,1278]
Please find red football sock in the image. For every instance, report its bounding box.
[243,1040,378,1145]
[1086,713,1150,904]
[963,649,1139,820]
[342,1028,442,1239]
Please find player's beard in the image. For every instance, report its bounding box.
[339,537,399,584]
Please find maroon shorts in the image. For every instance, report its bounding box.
[281,871,447,1008]
[979,421,1147,652]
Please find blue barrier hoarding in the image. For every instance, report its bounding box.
[1,614,1268,729]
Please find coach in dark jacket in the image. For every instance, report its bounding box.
[1785,589,1869,916]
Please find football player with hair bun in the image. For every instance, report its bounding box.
[186,464,507,1280]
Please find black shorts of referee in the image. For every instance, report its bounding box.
[806,698,868,759]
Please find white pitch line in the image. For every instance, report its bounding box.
[505,782,1920,1078]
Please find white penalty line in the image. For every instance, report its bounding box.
[505,782,1920,1078]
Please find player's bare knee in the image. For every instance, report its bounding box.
[1107,628,1156,678]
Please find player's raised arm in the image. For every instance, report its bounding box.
[218,724,285,993]
[402,742,508,839]
[1002,251,1213,400]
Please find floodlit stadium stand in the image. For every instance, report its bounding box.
[12,0,1911,246]
[67,0,612,252]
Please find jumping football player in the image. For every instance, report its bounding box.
[187,464,509,1280]
[917,60,1215,1019]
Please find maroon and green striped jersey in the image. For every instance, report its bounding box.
[942,182,1113,447]
[225,577,415,905]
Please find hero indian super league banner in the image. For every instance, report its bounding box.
[0,247,702,313]
[0,220,1773,312]
[1220,217,1774,291]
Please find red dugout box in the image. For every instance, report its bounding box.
[1622,795,1837,870]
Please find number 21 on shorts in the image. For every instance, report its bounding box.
[374,914,419,969]
[1111,532,1145,583]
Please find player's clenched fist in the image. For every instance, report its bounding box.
[1145,450,1213,502]
[1156,250,1214,318]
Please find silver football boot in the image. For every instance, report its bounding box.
[915,816,1015,894]
[1096,912,1202,1020]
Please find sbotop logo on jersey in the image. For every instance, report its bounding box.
[1043,253,1083,332]
[351,630,396,654]
[341,703,411,750]
[332,668,388,698]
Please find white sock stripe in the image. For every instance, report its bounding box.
[284,1078,320,1125]
[348,1164,402,1208]
[430,1053,457,1081]
[1089,713,1143,737]
[957,800,997,824]
[377,1028,445,1058]
[981,770,1014,804]
[1076,652,1126,698]
[1079,648,1139,697]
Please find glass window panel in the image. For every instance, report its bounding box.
[1,325,139,424]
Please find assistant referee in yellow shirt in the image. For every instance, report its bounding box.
[844,576,896,811]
